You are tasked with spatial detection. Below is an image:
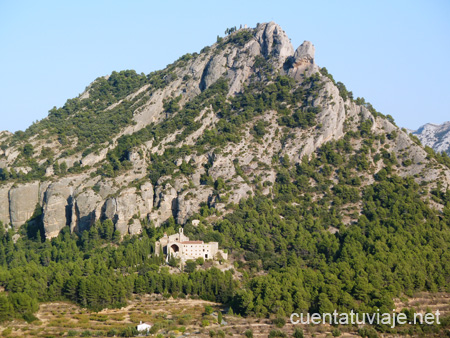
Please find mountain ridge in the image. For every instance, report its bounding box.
[0,21,449,239]
[412,121,450,155]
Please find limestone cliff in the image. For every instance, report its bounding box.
[412,121,450,155]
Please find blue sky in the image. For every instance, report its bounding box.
[1,0,449,132]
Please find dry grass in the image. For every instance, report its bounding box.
[394,291,450,315]
[0,292,448,337]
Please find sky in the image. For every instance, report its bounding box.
[0,0,449,133]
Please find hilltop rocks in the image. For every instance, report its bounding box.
[413,122,450,155]
[9,182,39,229]
[293,41,315,65]
[201,22,295,94]
[288,41,319,80]
[256,22,294,67]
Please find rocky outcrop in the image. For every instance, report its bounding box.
[288,41,320,80]
[176,186,213,224]
[109,189,139,235]
[43,194,69,238]
[150,182,177,227]
[255,22,294,67]
[293,41,315,65]
[72,190,103,233]
[103,183,154,236]
[208,156,236,181]
[9,182,39,229]
[223,180,253,205]
[200,54,227,91]
[0,183,12,226]
[42,181,74,239]
[129,219,142,235]
[412,122,450,155]
[140,182,154,212]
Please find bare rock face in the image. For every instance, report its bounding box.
[294,41,315,65]
[288,41,320,80]
[103,198,117,221]
[208,156,236,181]
[81,148,108,167]
[283,76,347,162]
[103,183,153,235]
[43,194,69,239]
[9,182,39,229]
[200,54,227,91]
[96,180,116,199]
[0,183,13,226]
[150,182,178,226]
[226,180,253,205]
[176,186,213,224]
[42,181,74,239]
[191,167,205,186]
[413,122,450,155]
[129,219,142,236]
[72,190,103,233]
[255,22,294,67]
[113,188,140,235]
[140,182,154,212]
[39,181,51,206]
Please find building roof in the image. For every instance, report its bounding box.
[137,322,152,326]
[181,241,204,244]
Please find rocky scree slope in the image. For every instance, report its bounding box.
[1,22,450,240]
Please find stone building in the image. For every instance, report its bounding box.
[155,228,227,262]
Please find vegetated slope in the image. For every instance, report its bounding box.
[0,22,450,334]
[412,121,450,155]
[1,22,449,238]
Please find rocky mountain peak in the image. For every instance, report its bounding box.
[412,121,450,154]
[255,21,294,66]
[288,40,319,80]
[293,40,315,64]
